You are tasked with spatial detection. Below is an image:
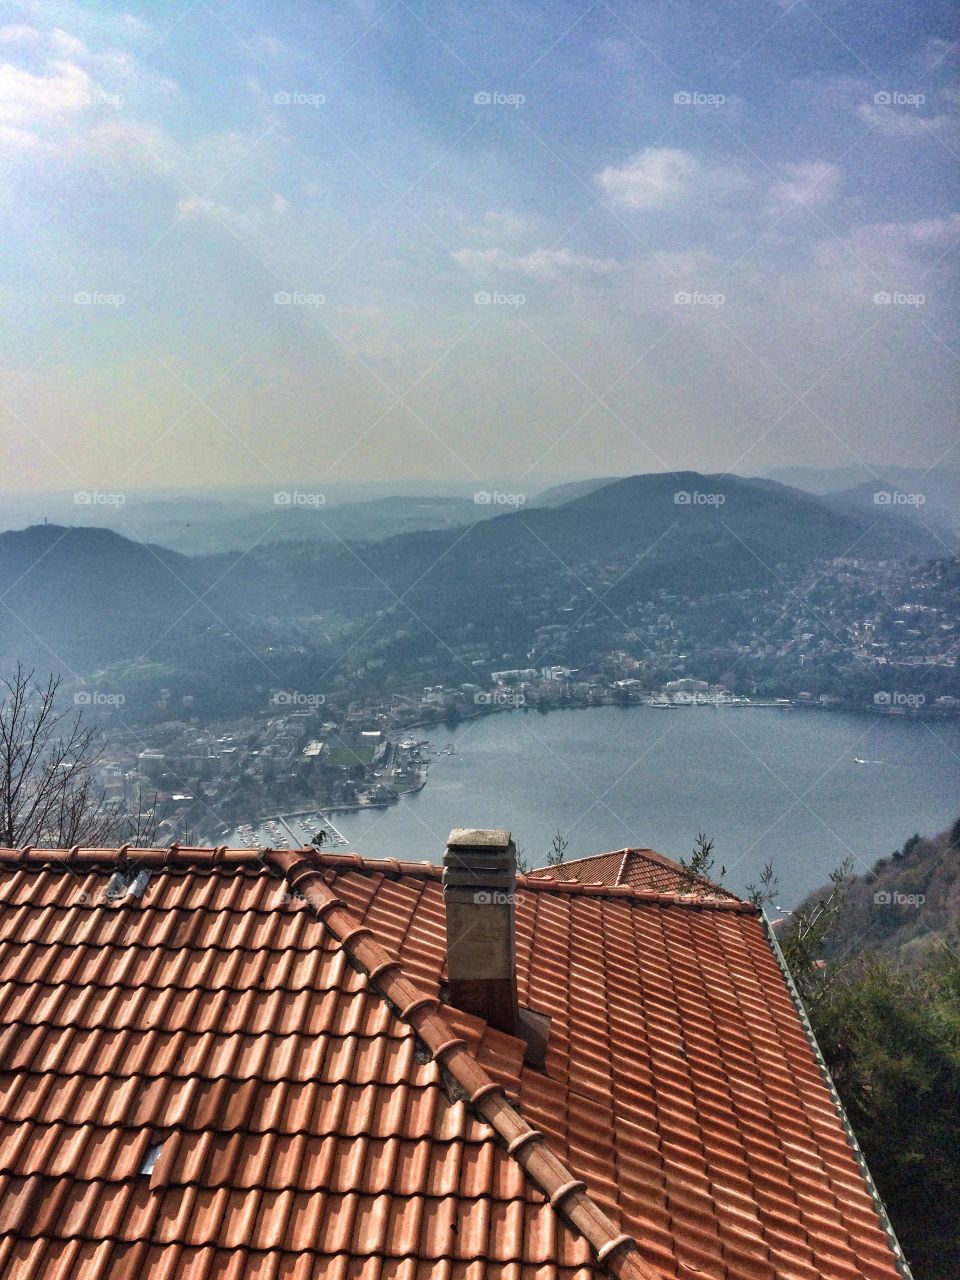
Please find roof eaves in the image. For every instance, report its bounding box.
[758,909,914,1280]
[265,845,666,1280]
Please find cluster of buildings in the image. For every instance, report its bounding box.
[96,702,433,845]
[88,556,958,843]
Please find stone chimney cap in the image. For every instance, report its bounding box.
[444,830,516,890]
[446,828,512,850]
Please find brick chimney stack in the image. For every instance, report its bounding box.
[443,828,519,1034]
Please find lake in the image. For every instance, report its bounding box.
[323,705,960,907]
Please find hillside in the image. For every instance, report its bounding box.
[799,817,960,966]
[0,471,944,675]
[0,525,196,671]
[533,476,621,506]
[785,818,960,1280]
[766,465,960,538]
[0,492,505,557]
[219,470,938,621]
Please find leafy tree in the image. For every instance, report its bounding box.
[745,859,779,909]
[778,860,853,1006]
[771,829,960,1278]
[810,949,960,1279]
[444,703,462,729]
[679,832,726,894]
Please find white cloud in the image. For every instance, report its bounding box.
[178,191,290,236]
[451,245,618,279]
[465,208,540,243]
[857,100,956,139]
[0,122,54,151]
[807,212,960,301]
[177,196,257,236]
[0,24,41,45]
[118,14,152,38]
[50,28,89,58]
[0,58,92,124]
[249,34,290,59]
[919,36,957,71]
[768,160,840,213]
[847,212,960,254]
[85,118,170,167]
[596,146,699,209]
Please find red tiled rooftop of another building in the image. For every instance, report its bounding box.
[526,846,739,899]
[0,844,908,1280]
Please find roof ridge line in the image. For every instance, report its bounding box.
[524,846,740,903]
[264,846,665,1280]
[0,846,755,911]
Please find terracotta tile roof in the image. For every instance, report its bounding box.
[527,848,738,898]
[0,845,908,1280]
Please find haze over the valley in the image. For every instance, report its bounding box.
[1,0,958,494]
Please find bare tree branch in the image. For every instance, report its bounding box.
[0,665,124,849]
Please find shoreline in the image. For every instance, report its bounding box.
[392,697,958,737]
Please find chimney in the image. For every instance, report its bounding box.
[443,828,519,1034]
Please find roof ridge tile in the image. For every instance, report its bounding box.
[264,846,665,1280]
[0,847,755,912]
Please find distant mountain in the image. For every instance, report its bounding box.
[533,477,621,507]
[198,470,942,625]
[0,472,944,676]
[0,487,516,556]
[817,481,959,551]
[0,493,505,556]
[205,495,503,554]
[0,525,196,671]
[474,469,938,566]
[764,465,960,537]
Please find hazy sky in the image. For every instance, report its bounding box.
[1,0,958,492]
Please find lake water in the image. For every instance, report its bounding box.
[324,706,960,907]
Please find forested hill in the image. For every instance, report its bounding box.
[803,816,960,965]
